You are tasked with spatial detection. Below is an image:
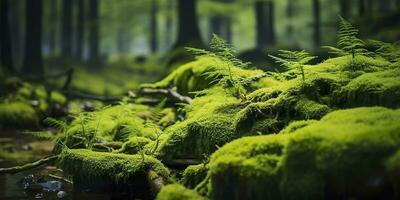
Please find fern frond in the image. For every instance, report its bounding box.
[43,117,67,131]
[369,40,400,62]
[24,130,55,140]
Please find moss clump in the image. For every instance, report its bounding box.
[156,184,206,200]
[204,107,400,200]
[181,164,208,189]
[0,102,39,128]
[58,149,169,184]
[119,137,152,154]
[336,69,400,108]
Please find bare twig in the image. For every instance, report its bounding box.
[0,156,58,175]
[139,88,193,104]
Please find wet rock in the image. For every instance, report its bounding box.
[35,193,44,199]
[57,191,67,199]
[6,146,18,153]
[39,180,62,192]
[21,174,36,190]
[81,102,95,112]
[21,144,32,151]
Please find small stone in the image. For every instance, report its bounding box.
[35,193,44,199]
[21,144,32,151]
[57,191,67,199]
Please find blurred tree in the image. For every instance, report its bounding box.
[379,0,392,12]
[75,0,85,60]
[312,0,321,47]
[88,0,100,67]
[210,0,233,43]
[339,0,350,19]
[48,0,58,55]
[255,0,275,48]
[61,0,73,60]
[150,0,158,53]
[358,0,366,16]
[22,0,43,76]
[174,0,202,48]
[0,0,15,74]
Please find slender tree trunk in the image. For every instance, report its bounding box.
[75,0,85,60]
[49,0,58,55]
[150,0,158,53]
[165,0,174,49]
[174,0,202,48]
[339,0,350,19]
[255,1,275,48]
[358,0,366,16]
[209,0,232,43]
[61,0,73,60]
[379,0,391,12]
[22,0,43,76]
[0,0,15,74]
[312,0,321,47]
[88,0,99,67]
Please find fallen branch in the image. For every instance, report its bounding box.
[163,159,202,168]
[139,88,193,104]
[0,156,58,175]
[48,174,73,184]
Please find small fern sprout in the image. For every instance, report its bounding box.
[186,34,251,100]
[269,50,316,82]
[323,16,367,60]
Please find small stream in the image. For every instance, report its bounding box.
[0,130,113,200]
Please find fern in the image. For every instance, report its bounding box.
[323,17,367,59]
[269,50,316,81]
[186,34,250,99]
[369,40,400,62]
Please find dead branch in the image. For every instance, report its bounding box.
[0,156,58,175]
[139,88,193,104]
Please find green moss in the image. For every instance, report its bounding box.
[336,69,400,108]
[205,107,400,200]
[50,91,67,105]
[58,149,169,184]
[119,137,152,154]
[0,102,39,128]
[182,164,209,189]
[156,184,206,200]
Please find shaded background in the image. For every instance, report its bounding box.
[1,0,400,96]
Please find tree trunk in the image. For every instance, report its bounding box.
[312,0,321,47]
[0,0,15,74]
[88,0,99,67]
[209,0,232,43]
[255,1,275,48]
[379,0,391,12]
[75,0,85,60]
[358,0,366,16]
[61,0,73,60]
[150,0,158,53]
[49,0,58,55]
[339,0,350,19]
[174,0,202,48]
[22,0,43,76]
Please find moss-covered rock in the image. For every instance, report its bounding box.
[156,184,206,200]
[182,164,209,189]
[0,102,39,128]
[119,136,152,154]
[204,107,400,200]
[58,149,169,183]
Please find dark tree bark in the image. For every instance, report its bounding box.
[0,0,15,74]
[358,0,366,16]
[255,1,275,48]
[48,0,58,54]
[22,0,43,76]
[339,0,350,19]
[61,0,73,59]
[75,0,85,60]
[165,0,174,49]
[88,0,100,67]
[174,0,202,48]
[209,0,233,43]
[379,0,391,12]
[150,0,158,53]
[312,0,321,47]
